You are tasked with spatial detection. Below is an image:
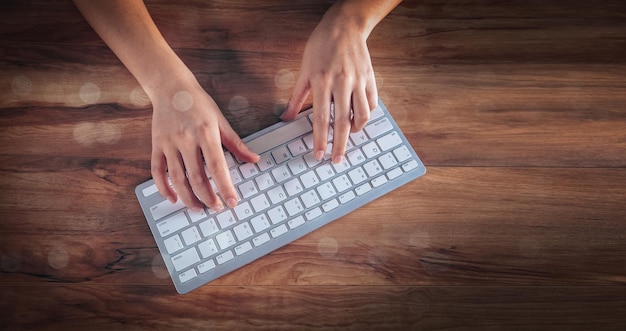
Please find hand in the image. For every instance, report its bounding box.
[281,9,378,164]
[149,78,259,212]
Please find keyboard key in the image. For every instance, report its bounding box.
[387,167,403,180]
[156,212,189,237]
[285,197,304,216]
[181,226,202,246]
[224,152,236,168]
[268,205,288,224]
[253,232,271,247]
[197,260,216,273]
[317,182,337,200]
[239,180,258,199]
[304,152,321,168]
[288,216,305,229]
[255,172,274,191]
[271,165,291,183]
[270,224,288,238]
[250,214,270,232]
[233,222,254,241]
[332,159,351,173]
[285,178,304,196]
[287,157,307,175]
[322,199,339,212]
[239,163,259,179]
[379,152,398,170]
[247,116,312,155]
[362,141,381,158]
[305,207,323,221]
[332,174,352,193]
[250,194,271,212]
[229,168,243,184]
[233,201,254,221]
[350,131,368,146]
[355,183,372,196]
[301,190,321,208]
[348,167,367,185]
[235,241,253,256]
[393,145,412,162]
[198,238,219,258]
[187,208,208,223]
[216,210,236,229]
[303,133,314,150]
[377,131,402,152]
[316,164,335,181]
[172,247,200,271]
[163,234,184,254]
[142,183,158,197]
[347,149,366,166]
[300,170,320,189]
[287,139,307,156]
[364,117,393,139]
[216,250,234,265]
[371,175,388,188]
[179,268,197,283]
[257,153,276,172]
[267,186,287,204]
[363,159,383,177]
[150,198,185,222]
[199,218,219,237]
[216,230,236,250]
[272,146,291,164]
[402,160,419,172]
[338,191,356,204]
[370,106,384,121]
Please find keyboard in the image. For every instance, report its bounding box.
[135,100,426,294]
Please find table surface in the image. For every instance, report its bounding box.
[1,0,625,329]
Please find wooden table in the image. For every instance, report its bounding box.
[1,0,625,329]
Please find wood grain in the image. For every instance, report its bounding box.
[1,0,625,329]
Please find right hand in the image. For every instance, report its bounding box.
[148,78,259,212]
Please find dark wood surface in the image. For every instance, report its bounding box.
[1,0,625,329]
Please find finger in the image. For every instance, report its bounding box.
[151,148,176,203]
[281,71,310,121]
[180,146,222,212]
[312,84,331,160]
[165,148,203,211]
[201,132,239,209]
[331,87,352,164]
[219,117,260,163]
[351,86,371,133]
[365,73,379,112]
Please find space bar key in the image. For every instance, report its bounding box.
[245,117,312,155]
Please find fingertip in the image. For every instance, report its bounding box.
[226,197,238,209]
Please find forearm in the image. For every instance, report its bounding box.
[321,0,402,39]
[73,0,195,96]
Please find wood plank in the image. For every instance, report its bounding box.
[1,167,624,286]
[1,285,625,330]
[2,51,625,166]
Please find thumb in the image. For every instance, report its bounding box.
[280,72,310,121]
[219,119,260,163]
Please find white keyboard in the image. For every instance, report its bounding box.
[135,100,426,294]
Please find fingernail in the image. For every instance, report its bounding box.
[279,99,291,120]
[211,204,223,212]
[191,206,203,213]
[315,150,325,160]
[226,198,238,208]
[332,155,343,164]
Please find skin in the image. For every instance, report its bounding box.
[73,0,401,211]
